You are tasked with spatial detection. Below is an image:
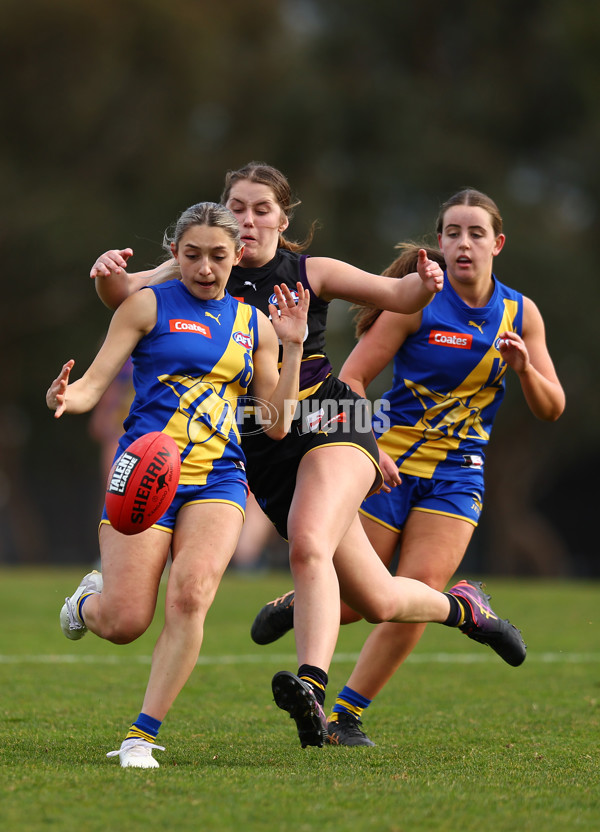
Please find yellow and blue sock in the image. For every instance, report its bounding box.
[77,593,96,626]
[329,685,371,722]
[125,712,162,745]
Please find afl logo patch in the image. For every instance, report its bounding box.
[233,331,252,349]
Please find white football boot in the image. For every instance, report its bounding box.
[59,570,103,640]
[106,738,165,769]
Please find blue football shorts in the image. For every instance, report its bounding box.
[100,475,248,534]
[359,472,484,532]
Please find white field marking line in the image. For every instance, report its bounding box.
[0,652,599,666]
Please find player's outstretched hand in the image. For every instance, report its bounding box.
[269,282,310,345]
[90,248,134,279]
[46,360,75,418]
[417,248,444,294]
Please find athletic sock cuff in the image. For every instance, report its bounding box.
[332,685,371,716]
[126,711,162,742]
[442,592,464,627]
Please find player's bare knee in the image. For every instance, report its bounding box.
[169,575,218,618]
[360,596,399,624]
[98,609,151,644]
[288,535,329,571]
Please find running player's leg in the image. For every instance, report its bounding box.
[330,509,525,746]
[287,445,376,672]
[73,523,171,643]
[333,515,452,625]
[344,511,474,700]
[250,495,398,643]
[339,514,398,624]
[140,501,244,720]
[108,500,243,767]
[272,444,375,747]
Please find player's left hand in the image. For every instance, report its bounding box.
[417,249,444,294]
[269,282,310,345]
[90,248,134,279]
[497,331,530,374]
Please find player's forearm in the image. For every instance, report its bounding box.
[389,272,435,314]
[338,367,368,399]
[59,379,106,415]
[263,342,303,439]
[95,261,176,311]
[95,272,147,311]
[518,366,565,421]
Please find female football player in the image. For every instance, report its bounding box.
[47,201,309,768]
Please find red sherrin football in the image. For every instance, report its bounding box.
[105,431,181,535]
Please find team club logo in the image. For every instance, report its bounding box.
[267,289,308,343]
[268,289,300,306]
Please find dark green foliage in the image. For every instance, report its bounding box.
[0,1,597,567]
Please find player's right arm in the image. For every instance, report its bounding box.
[339,309,418,397]
[91,248,178,310]
[47,290,157,417]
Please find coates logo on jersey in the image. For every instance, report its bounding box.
[428,330,472,349]
[169,319,211,338]
[268,289,300,307]
[233,331,253,350]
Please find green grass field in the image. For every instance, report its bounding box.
[0,568,598,831]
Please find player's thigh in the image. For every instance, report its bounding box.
[288,445,375,549]
[359,512,400,570]
[396,509,475,588]
[169,500,244,593]
[98,523,171,614]
[333,514,404,619]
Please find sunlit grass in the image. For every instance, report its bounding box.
[0,568,598,831]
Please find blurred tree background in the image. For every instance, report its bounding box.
[1,0,597,573]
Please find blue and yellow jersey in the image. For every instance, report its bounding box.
[374,273,523,480]
[119,279,258,485]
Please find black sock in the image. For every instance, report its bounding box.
[442,592,465,627]
[297,664,328,706]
